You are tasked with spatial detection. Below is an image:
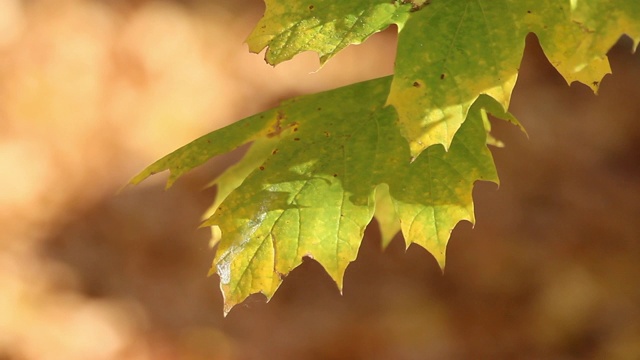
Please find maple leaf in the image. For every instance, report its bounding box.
[388,0,640,158]
[247,0,412,65]
[132,77,503,314]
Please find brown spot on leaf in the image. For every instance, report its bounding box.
[440,73,445,80]
[413,81,421,87]
[259,166,265,171]
[267,111,285,138]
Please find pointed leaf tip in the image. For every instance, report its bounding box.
[392,97,499,271]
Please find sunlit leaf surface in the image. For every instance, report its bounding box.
[134,78,501,313]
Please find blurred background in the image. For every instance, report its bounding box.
[0,0,639,359]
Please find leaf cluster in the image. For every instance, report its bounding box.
[131,0,639,314]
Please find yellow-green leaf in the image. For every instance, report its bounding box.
[247,0,412,65]
[388,0,638,158]
[389,96,499,270]
[138,77,499,313]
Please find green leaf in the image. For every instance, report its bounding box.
[388,0,527,157]
[247,0,412,65]
[388,95,499,270]
[149,77,498,313]
[205,78,395,313]
[388,0,639,158]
